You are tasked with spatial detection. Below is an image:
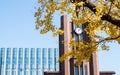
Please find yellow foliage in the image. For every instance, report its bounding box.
[35,0,120,65]
[57,29,64,35]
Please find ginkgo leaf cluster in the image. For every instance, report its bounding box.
[35,0,120,65]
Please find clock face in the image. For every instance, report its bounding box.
[75,27,82,35]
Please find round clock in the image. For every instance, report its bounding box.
[75,27,82,35]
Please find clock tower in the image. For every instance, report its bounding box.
[59,15,99,75]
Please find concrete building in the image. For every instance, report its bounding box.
[0,48,59,75]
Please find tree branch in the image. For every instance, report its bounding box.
[84,1,120,27]
[96,35,120,45]
[84,35,120,52]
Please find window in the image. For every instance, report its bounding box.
[31,64,35,69]
[42,48,47,66]
[13,48,17,58]
[1,48,5,57]
[1,71,4,75]
[30,48,35,64]
[1,63,4,69]
[6,71,10,75]
[84,66,87,75]
[19,48,23,57]
[18,49,23,64]
[19,63,23,68]
[6,48,11,65]
[36,58,41,64]
[43,58,47,70]
[18,70,23,75]
[12,64,16,69]
[6,64,10,69]
[75,66,79,75]
[48,63,53,70]
[6,57,11,64]
[13,50,17,55]
[7,48,11,58]
[19,57,23,64]
[25,65,29,69]
[37,64,41,69]
[25,48,29,57]
[25,71,29,75]
[12,58,17,64]
[1,59,4,65]
[48,48,53,65]
[37,71,42,75]
[54,48,57,57]
[43,57,47,64]
[54,48,59,71]
[48,57,53,70]
[30,70,35,75]
[80,66,83,75]
[25,48,29,64]
[42,48,47,56]
[31,48,35,57]
[30,57,35,64]
[25,57,29,64]
[48,57,53,64]
[12,71,16,75]
[36,48,41,56]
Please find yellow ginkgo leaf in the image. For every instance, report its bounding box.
[57,29,64,35]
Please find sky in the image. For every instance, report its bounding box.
[0,0,120,75]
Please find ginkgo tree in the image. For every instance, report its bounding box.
[34,0,120,65]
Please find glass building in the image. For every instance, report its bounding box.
[0,48,59,75]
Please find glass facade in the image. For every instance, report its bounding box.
[0,48,59,75]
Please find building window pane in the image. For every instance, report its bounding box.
[25,58,29,64]
[84,66,87,75]
[37,64,41,69]
[18,70,22,75]
[36,48,41,65]
[25,48,29,57]
[12,71,16,75]
[75,66,79,75]
[31,71,35,75]
[13,58,17,64]
[25,65,29,69]
[80,66,83,75]
[54,48,59,71]
[13,48,17,58]
[12,64,16,69]
[7,48,11,58]
[1,64,4,69]
[6,71,10,75]
[37,71,42,75]
[6,64,10,69]
[6,57,11,64]
[30,57,35,64]
[1,48,5,57]
[37,58,41,64]
[1,71,4,75]
[25,71,29,75]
